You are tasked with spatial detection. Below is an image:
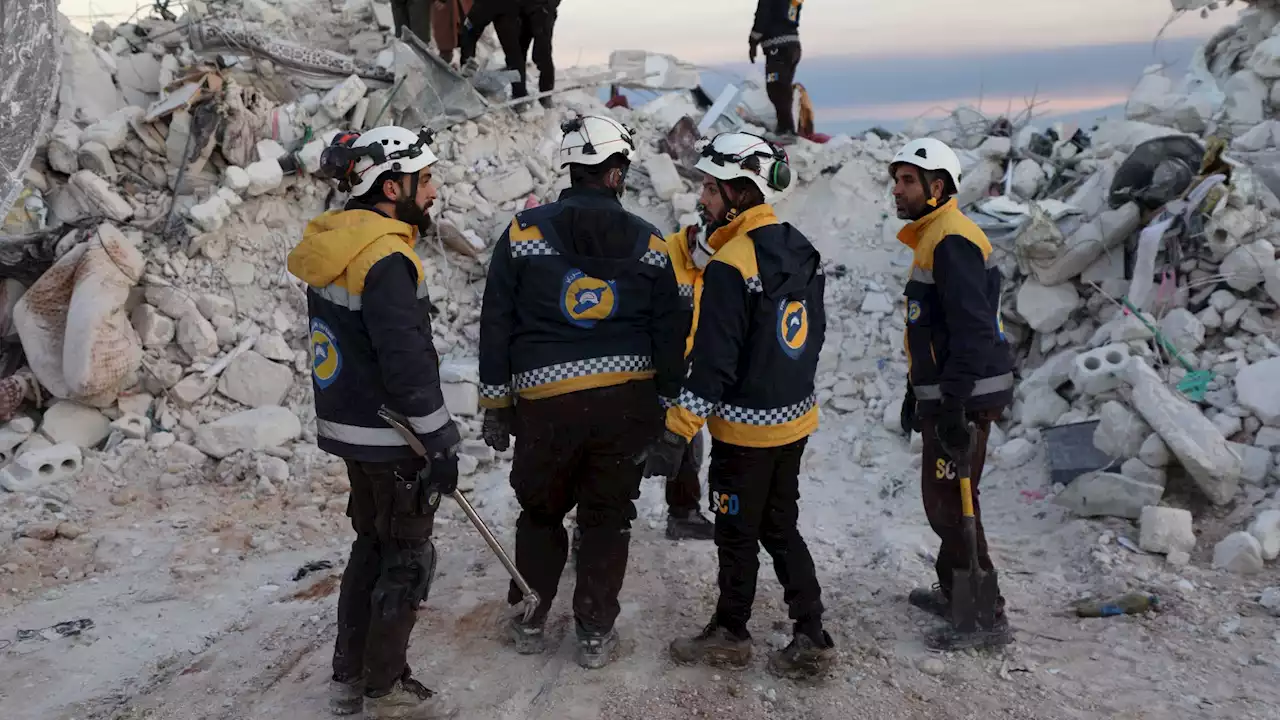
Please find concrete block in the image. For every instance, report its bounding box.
[1017,279,1079,333]
[1094,401,1151,459]
[1214,531,1264,574]
[41,401,111,448]
[1249,510,1280,561]
[1070,344,1130,395]
[1230,442,1272,486]
[1138,506,1195,554]
[441,382,479,417]
[0,443,84,493]
[1054,471,1164,520]
[1235,357,1280,425]
[476,167,535,204]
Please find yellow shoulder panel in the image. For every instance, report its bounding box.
[709,235,759,280]
[346,237,424,295]
[509,217,545,243]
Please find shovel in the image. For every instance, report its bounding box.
[377,406,541,623]
[940,424,1001,634]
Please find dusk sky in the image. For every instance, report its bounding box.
[553,0,1237,132]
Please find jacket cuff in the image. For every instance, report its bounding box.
[479,382,513,409]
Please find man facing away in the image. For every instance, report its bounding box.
[478,114,689,669]
[750,0,803,140]
[642,131,835,679]
[287,126,461,719]
[889,137,1016,651]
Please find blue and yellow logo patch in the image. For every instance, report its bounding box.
[311,318,342,389]
[776,298,809,358]
[561,269,618,329]
[907,300,922,324]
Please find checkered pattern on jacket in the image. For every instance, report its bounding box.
[716,395,816,425]
[513,354,653,391]
[480,382,511,400]
[641,249,670,268]
[510,240,560,258]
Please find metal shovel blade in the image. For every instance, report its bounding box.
[950,528,1002,633]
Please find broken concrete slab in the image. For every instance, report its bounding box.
[1055,471,1164,520]
[1158,308,1205,353]
[1220,239,1277,291]
[1128,359,1240,505]
[320,74,368,120]
[1139,433,1173,467]
[76,141,117,178]
[245,159,284,196]
[115,52,163,96]
[1019,386,1070,428]
[645,152,684,201]
[1249,509,1280,561]
[1094,401,1152,459]
[130,304,175,348]
[194,406,302,459]
[58,16,124,125]
[81,107,142,151]
[1231,441,1273,486]
[68,170,133,221]
[1214,530,1264,574]
[477,167,535,205]
[1235,358,1280,426]
[40,400,111,448]
[1224,70,1268,128]
[177,313,219,359]
[1138,506,1195,554]
[47,120,83,175]
[1016,279,1079,333]
[217,351,294,408]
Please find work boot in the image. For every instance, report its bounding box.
[926,616,1013,652]
[665,509,715,541]
[576,626,619,669]
[329,677,363,716]
[507,614,547,655]
[539,95,554,109]
[768,630,836,680]
[669,621,752,668]
[364,671,456,719]
[908,585,950,619]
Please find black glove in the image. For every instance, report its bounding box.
[900,384,919,436]
[426,449,459,495]
[482,406,513,452]
[934,395,972,461]
[749,38,759,63]
[641,429,687,479]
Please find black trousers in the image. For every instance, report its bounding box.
[507,380,658,634]
[764,44,801,135]
[334,457,440,693]
[666,430,703,515]
[920,412,1005,616]
[389,0,432,45]
[709,438,823,638]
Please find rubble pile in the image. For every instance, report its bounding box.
[895,0,1280,572]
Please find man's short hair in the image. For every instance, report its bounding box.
[568,153,629,188]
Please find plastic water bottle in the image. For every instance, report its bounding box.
[1075,592,1159,617]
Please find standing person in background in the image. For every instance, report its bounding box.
[459,0,518,77]
[514,0,559,107]
[749,0,803,141]
[458,0,558,107]
[432,0,474,65]
[889,138,1015,651]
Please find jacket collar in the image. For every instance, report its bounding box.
[557,186,624,209]
[707,204,779,252]
[897,198,958,250]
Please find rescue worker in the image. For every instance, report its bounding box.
[890,138,1015,651]
[431,0,473,65]
[749,0,803,139]
[661,223,719,541]
[478,115,689,669]
[287,126,460,719]
[641,132,835,679]
[459,0,557,106]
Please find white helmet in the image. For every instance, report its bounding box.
[559,115,636,167]
[347,125,439,197]
[694,132,792,202]
[889,138,962,194]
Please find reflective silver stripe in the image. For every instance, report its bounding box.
[913,373,1014,401]
[716,395,815,426]
[511,240,559,258]
[317,407,452,447]
[513,355,653,391]
[315,279,430,310]
[744,275,763,293]
[479,382,510,400]
[315,284,361,310]
[641,249,670,268]
[909,255,999,285]
[677,388,715,418]
[910,267,934,285]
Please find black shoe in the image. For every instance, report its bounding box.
[908,585,950,619]
[925,616,1013,652]
[507,614,547,655]
[329,677,363,716]
[539,95,554,109]
[576,627,619,669]
[665,509,715,541]
[767,630,836,680]
[669,621,752,668]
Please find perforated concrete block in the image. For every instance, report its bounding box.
[0,443,84,493]
[1071,343,1131,395]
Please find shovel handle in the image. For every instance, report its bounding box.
[959,475,975,519]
